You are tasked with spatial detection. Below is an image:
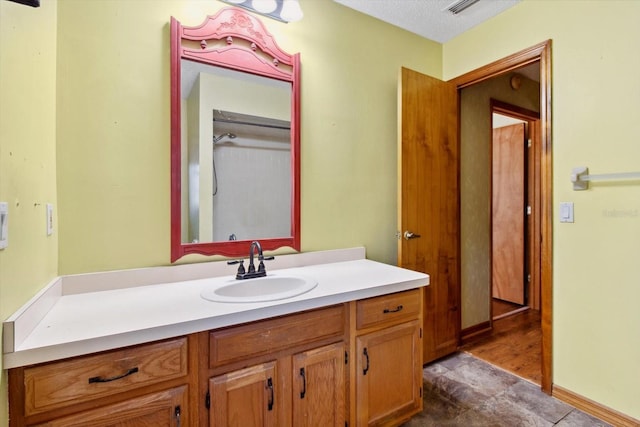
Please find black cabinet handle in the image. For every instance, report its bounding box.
[363,348,370,375]
[88,367,138,384]
[383,304,403,314]
[266,377,274,411]
[174,405,181,427]
[299,367,306,398]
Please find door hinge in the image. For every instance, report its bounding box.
[345,350,349,365]
[527,138,532,148]
[527,205,532,215]
[527,274,531,283]
[205,391,210,409]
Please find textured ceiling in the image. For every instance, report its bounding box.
[333,0,522,43]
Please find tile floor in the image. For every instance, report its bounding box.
[402,352,611,427]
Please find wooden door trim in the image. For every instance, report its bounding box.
[451,40,553,394]
[452,40,549,89]
[492,99,540,121]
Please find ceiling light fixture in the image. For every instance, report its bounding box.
[218,0,303,23]
[445,0,481,15]
[252,0,277,14]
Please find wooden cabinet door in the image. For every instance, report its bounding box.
[355,321,422,427]
[398,66,460,363]
[38,386,187,427]
[210,362,278,427]
[292,342,345,427]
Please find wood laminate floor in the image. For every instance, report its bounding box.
[461,303,542,385]
[492,298,526,319]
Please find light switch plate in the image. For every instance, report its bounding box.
[0,202,8,249]
[560,202,574,223]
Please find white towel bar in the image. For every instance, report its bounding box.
[572,166,640,190]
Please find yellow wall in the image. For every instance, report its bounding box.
[55,0,441,274]
[445,0,640,419]
[0,1,58,425]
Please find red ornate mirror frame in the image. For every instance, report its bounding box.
[170,8,301,262]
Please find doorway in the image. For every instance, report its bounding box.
[491,101,541,321]
[458,69,544,385]
[452,40,552,393]
[462,100,544,386]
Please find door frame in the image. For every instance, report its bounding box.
[490,100,541,316]
[452,40,553,394]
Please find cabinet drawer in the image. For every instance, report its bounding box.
[33,385,187,427]
[356,289,421,330]
[210,305,345,368]
[23,337,188,416]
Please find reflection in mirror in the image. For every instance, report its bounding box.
[180,63,292,244]
[171,8,300,261]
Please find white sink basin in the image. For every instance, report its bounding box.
[201,274,318,303]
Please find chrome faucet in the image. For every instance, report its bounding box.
[230,240,274,280]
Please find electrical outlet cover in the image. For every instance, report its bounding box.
[0,202,8,249]
[46,203,54,235]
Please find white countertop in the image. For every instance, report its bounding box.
[3,249,429,369]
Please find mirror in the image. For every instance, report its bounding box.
[170,8,300,261]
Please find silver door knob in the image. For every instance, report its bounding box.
[403,231,421,240]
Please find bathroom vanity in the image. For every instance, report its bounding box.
[4,248,429,426]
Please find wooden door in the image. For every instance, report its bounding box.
[292,342,345,427]
[492,123,526,305]
[355,321,422,427]
[41,386,187,426]
[210,362,278,427]
[398,67,460,363]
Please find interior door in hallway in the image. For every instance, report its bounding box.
[398,67,460,364]
[492,123,526,305]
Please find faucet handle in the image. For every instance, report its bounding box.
[257,256,275,273]
[227,259,246,277]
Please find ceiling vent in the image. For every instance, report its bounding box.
[445,0,481,14]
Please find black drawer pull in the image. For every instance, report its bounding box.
[266,377,274,411]
[363,348,370,375]
[300,367,306,398]
[175,405,181,427]
[383,305,403,314]
[88,367,139,384]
